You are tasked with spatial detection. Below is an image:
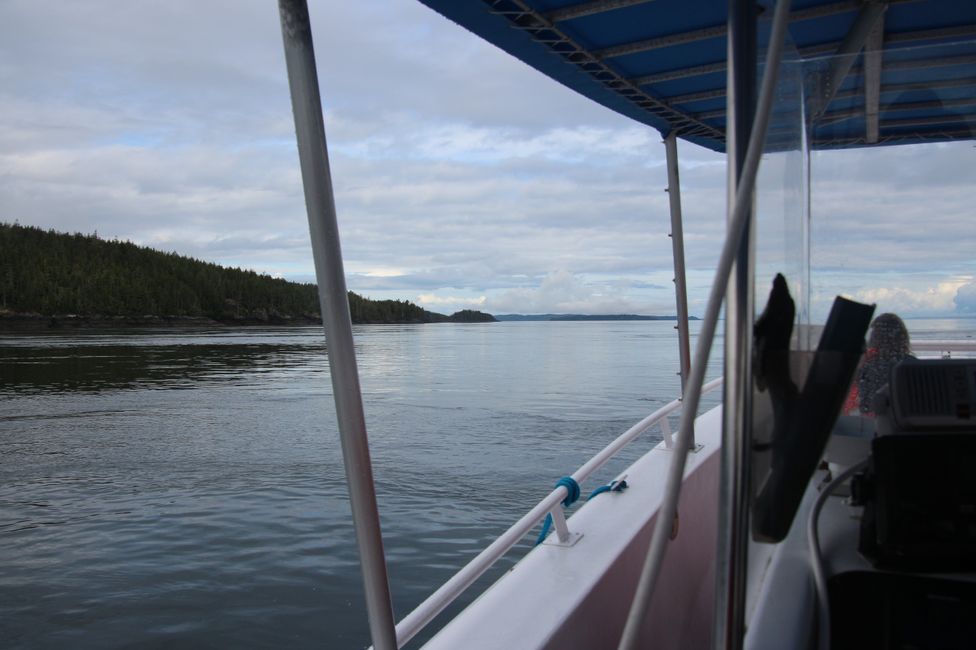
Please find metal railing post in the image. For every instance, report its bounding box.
[277,2,397,649]
[660,415,674,449]
[665,132,693,405]
[550,507,572,543]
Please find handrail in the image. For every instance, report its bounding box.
[572,377,724,481]
[388,377,724,648]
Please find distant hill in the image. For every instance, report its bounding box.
[495,314,698,322]
[0,223,495,326]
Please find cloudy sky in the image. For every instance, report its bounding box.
[1,0,972,317]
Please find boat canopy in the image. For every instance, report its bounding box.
[418,0,976,152]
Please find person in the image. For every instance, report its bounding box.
[855,313,912,415]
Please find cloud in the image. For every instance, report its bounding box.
[809,143,975,276]
[486,270,671,315]
[807,275,974,319]
[955,282,976,313]
[416,294,486,309]
[391,123,656,165]
[855,280,968,314]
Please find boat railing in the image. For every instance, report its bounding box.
[389,377,724,648]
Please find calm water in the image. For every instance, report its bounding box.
[0,319,970,648]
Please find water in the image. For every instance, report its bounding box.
[0,319,969,648]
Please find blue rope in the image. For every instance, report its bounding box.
[588,479,628,500]
[534,476,580,546]
[534,477,628,545]
[557,476,581,506]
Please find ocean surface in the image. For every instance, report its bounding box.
[1,319,971,648]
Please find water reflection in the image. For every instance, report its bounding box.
[0,330,326,394]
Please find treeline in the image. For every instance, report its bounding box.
[0,223,494,325]
[349,291,435,324]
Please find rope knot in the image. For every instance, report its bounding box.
[534,476,581,546]
[555,476,580,507]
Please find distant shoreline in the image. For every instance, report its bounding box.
[1,312,698,329]
[0,313,499,330]
[495,314,700,322]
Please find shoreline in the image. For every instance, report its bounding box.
[0,313,496,330]
[0,314,321,330]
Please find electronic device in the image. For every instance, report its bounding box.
[858,359,976,570]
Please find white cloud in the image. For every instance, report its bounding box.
[855,279,969,314]
[955,282,976,313]
[486,270,670,315]
[416,294,486,309]
[396,123,656,165]
[351,267,408,278]
[808,275,975,319]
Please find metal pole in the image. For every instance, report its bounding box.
[715,0,757,648]
[664,132,692,403]
[276,3,397,649]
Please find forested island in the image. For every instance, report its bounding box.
[0,223,495,327]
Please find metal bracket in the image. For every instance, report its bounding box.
[659,442,705,454]
[543,531,584,547]
[543,505,584,547]
[810,1,888,119]
[661,442,705,454]
[661,416,701,452]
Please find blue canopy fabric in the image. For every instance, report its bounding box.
[418,0,976,152]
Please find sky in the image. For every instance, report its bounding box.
[0,0,972,318]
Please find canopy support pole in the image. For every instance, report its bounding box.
[664,132,692,404]
[716,0,757,649]
[277,3,397,649]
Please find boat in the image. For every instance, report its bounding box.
[273,0,976,648]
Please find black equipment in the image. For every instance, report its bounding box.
[857,359,976,571]
[752,292,874,542]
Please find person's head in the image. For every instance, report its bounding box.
[867,312,910,356]
[858,313,910,414]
